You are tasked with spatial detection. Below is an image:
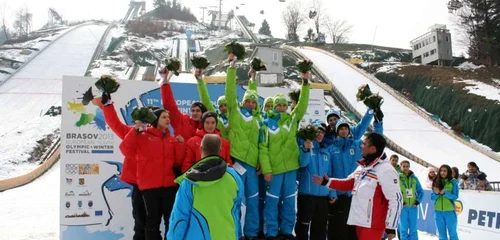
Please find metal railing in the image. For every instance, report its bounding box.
[85,23,117,76]
[303,46,500,163]
[282,45,437,169]
[490,182,500,192]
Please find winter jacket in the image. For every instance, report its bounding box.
[459,170,492,191]
[225,67,262,167]
[329,120,383,197]
[102,104,136,184]
[424,167,437,189]
[182,129,232,172]
[323,109,374,146]
[167,156,244,240]
[431,179,459,212]
[298,141,336,198]
[259,83,310,175]
[324,153,403,231]
[399,171,424,206]
[119,127,185,190]
[161,83,203,140]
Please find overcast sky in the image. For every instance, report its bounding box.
[2,0,466,54]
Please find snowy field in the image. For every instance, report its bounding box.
[299,48,500,181]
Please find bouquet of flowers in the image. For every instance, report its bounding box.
[296,59,313,74]
[81,87,94,106]
[191,55,210,69]
[356,84,384,110]
[95,75,120,94]
[296,124,319,141]
[164,57,182,76]
[224,41,246,61]
[131,107,158,135]
[288,89,300,103]
[250,57,267,71]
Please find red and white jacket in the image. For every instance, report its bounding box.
[325,153,402,230]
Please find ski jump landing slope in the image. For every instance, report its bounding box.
[0,24,107,139]
[299,48,500,180]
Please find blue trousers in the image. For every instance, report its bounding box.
[235,159,260,237]
[264,170,297,237]
[435,211,458,240]
[399,206,418,240]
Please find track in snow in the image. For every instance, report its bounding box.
[299,48,500,180]
[0,24,108,139]
[178,39,188,71]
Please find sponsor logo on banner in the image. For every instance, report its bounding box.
[78,200,83,208]
[79,164,100,175]
[88,200,94,208]
[95,210,103,216]
[65,201,71,209]
[65,191,75,197]
[66,178,73,184]
[456,200,463,214]
[79,190,92,196]
[66,164,78,175]
[65,212,90,218]
[79,178,85,186]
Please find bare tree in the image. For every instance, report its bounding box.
[282,0,305,41]
[13,6,31,37]
[323,17,353,44]
[0,1,8,40]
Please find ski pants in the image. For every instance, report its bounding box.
[328,195,358,240]
[142,187,177,240]
[356,226,384,240]
[132,184,146,240]
[435,211,458,240]
[264,170,297,237]
[234,159,260,238]
[398,206,418,240]
[295,195,329,240]
[258,174,266,237]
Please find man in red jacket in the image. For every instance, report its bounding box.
[92,96,146,240]
[182,111,232,172]
[313,133,403,240]
[158,68,207,140]
[120,108,185,240]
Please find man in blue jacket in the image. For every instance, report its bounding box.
[295,121,335,240]
[327,109,383,240]
[398,160,424,240]
[167,134,244,240]
[323,108,374,146]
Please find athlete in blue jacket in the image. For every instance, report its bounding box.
[398,160,424,240]
[323,109,374,146]
[295,121,335,240]
[327,111,383,240]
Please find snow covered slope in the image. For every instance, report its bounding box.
[0,24,107,139]
[299,48,500,180]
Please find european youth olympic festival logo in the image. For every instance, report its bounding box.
[67,85,107,131]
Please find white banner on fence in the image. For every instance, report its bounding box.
[60,75,324,239]
[456,190,500,240]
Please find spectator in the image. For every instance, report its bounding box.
[390,154,402,173]
[295,121,333,240]
[182,111,232,172]
[314,133,402,240]
[119,109,185,239]
[451,167,460,181]
[431,165,459,240]
[167,134,244,240]
[424,167,437,189]
[459,161,492,191]
[398,160,424,240]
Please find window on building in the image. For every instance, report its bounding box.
[446,36,449,42]
[433,36,436,42]
[273,52,278,62]
[430,49,436,55]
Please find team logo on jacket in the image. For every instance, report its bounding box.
[324,155,328,161]
[350,149,355,155]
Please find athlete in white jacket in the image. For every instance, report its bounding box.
[313,133,403,240]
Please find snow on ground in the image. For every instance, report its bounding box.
[178,38,188,71]
[299,48,500,181]
[89,59,131,79]
[0,116,61,180]
[456,62,484,71]
[0,161,60,240]
[376,64,402,74]
[454,79,500,102]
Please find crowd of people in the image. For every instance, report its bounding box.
[91,53,474,240]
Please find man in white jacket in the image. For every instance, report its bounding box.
[313,133,403,240]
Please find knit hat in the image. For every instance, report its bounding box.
[264,97,274,106]
[201,111,218,124]
[326,109,341,121]
[335,119,350,134]
[152,109,168,128]
[191,102,207,113]
[273,94,288,108]
[312,120,327,132]
[428,166,437,173]
[242,90,258,103]
[217,96,227,106]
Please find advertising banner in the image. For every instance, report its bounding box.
[60,75,324,239]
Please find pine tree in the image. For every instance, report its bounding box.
[153,0,167,9]
[258,19,272,36]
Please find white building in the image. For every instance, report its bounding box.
[410,24,453,66]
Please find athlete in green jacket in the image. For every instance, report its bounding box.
[224,54,262,238]
[259,71,311,238]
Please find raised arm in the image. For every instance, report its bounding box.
[225,67,238,112]
[167,181,193,240]
[196,79,216,112]
[379,168,403,230]
[102,104,132,139]
[291,81,311,121]
[351,109,374,140]
[160,83,184,130]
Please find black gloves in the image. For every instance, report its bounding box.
[101,92,111,105]
[374,108,384,122]
[302,77,309,85]
[414,201,420,206]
